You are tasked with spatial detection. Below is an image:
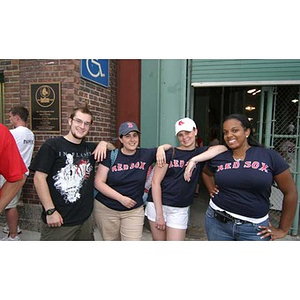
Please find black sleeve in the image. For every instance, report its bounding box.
[29,141,56,174]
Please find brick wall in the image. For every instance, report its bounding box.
[0,59,117,230]
[77,60,117,143]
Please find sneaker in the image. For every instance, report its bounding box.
[1,235,21,241]
[2,225,22,235]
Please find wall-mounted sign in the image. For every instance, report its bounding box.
[80,59,109,87]
[30,82,61,133]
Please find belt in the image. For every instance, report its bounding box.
[213,208,251,225]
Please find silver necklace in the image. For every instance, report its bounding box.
[233,156,244,162]
[233,147,250,162]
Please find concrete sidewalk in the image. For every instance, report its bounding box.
[0,224,299,242]
[1,218,299,241]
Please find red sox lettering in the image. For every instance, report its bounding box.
[111,161,147,172]
[217,161,269,173]
[168,159,186,168]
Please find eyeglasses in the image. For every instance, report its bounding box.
[72,118,91,127]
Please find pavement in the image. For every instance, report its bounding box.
[1,223,299,242]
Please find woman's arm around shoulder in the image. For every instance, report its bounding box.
[184,145,227,181]
[156,144,173,168]
[93,141,116,162]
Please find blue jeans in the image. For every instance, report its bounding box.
[205,205,271,241]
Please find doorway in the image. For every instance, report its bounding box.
[193,86,262,146]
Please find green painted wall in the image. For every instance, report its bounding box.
[141,59,300,148]
[141,59,187,147]
[191,59,300,83]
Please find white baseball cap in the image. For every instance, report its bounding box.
[175,117,197,135]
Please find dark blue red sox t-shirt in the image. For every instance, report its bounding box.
[206,146,289,218]
[95,148,157,211]
[147,147,208,208]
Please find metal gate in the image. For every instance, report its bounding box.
[258,85,300,235]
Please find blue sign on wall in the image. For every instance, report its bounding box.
[80,59,109,88]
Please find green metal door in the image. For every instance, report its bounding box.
[141,59,188,147]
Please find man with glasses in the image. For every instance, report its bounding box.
[30,105,112,241]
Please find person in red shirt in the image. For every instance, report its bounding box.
[0,123,27,213]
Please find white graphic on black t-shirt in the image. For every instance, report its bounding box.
[53,154,92,203]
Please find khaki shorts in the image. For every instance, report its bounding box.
[93,200,144,241]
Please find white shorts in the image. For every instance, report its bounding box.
[6,189,22,209]
[145,202,189,230]
[0,176,22,209]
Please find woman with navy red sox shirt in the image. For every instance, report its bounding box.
[145,117,227,241]
[185,114,297,241]
[93,121,172,241]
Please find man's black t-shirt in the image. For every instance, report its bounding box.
[30,137,96,226]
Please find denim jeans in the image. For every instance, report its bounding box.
[205,205,271,241]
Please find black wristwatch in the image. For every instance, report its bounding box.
[45,208,56,216]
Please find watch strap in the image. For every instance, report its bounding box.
[46,208,56,215]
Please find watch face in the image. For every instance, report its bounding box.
[46,209,55,215]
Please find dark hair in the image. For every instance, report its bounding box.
[209,127,218,140]
[70,103,94,124]
[224,114,262,147]
[10,106,29,122]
